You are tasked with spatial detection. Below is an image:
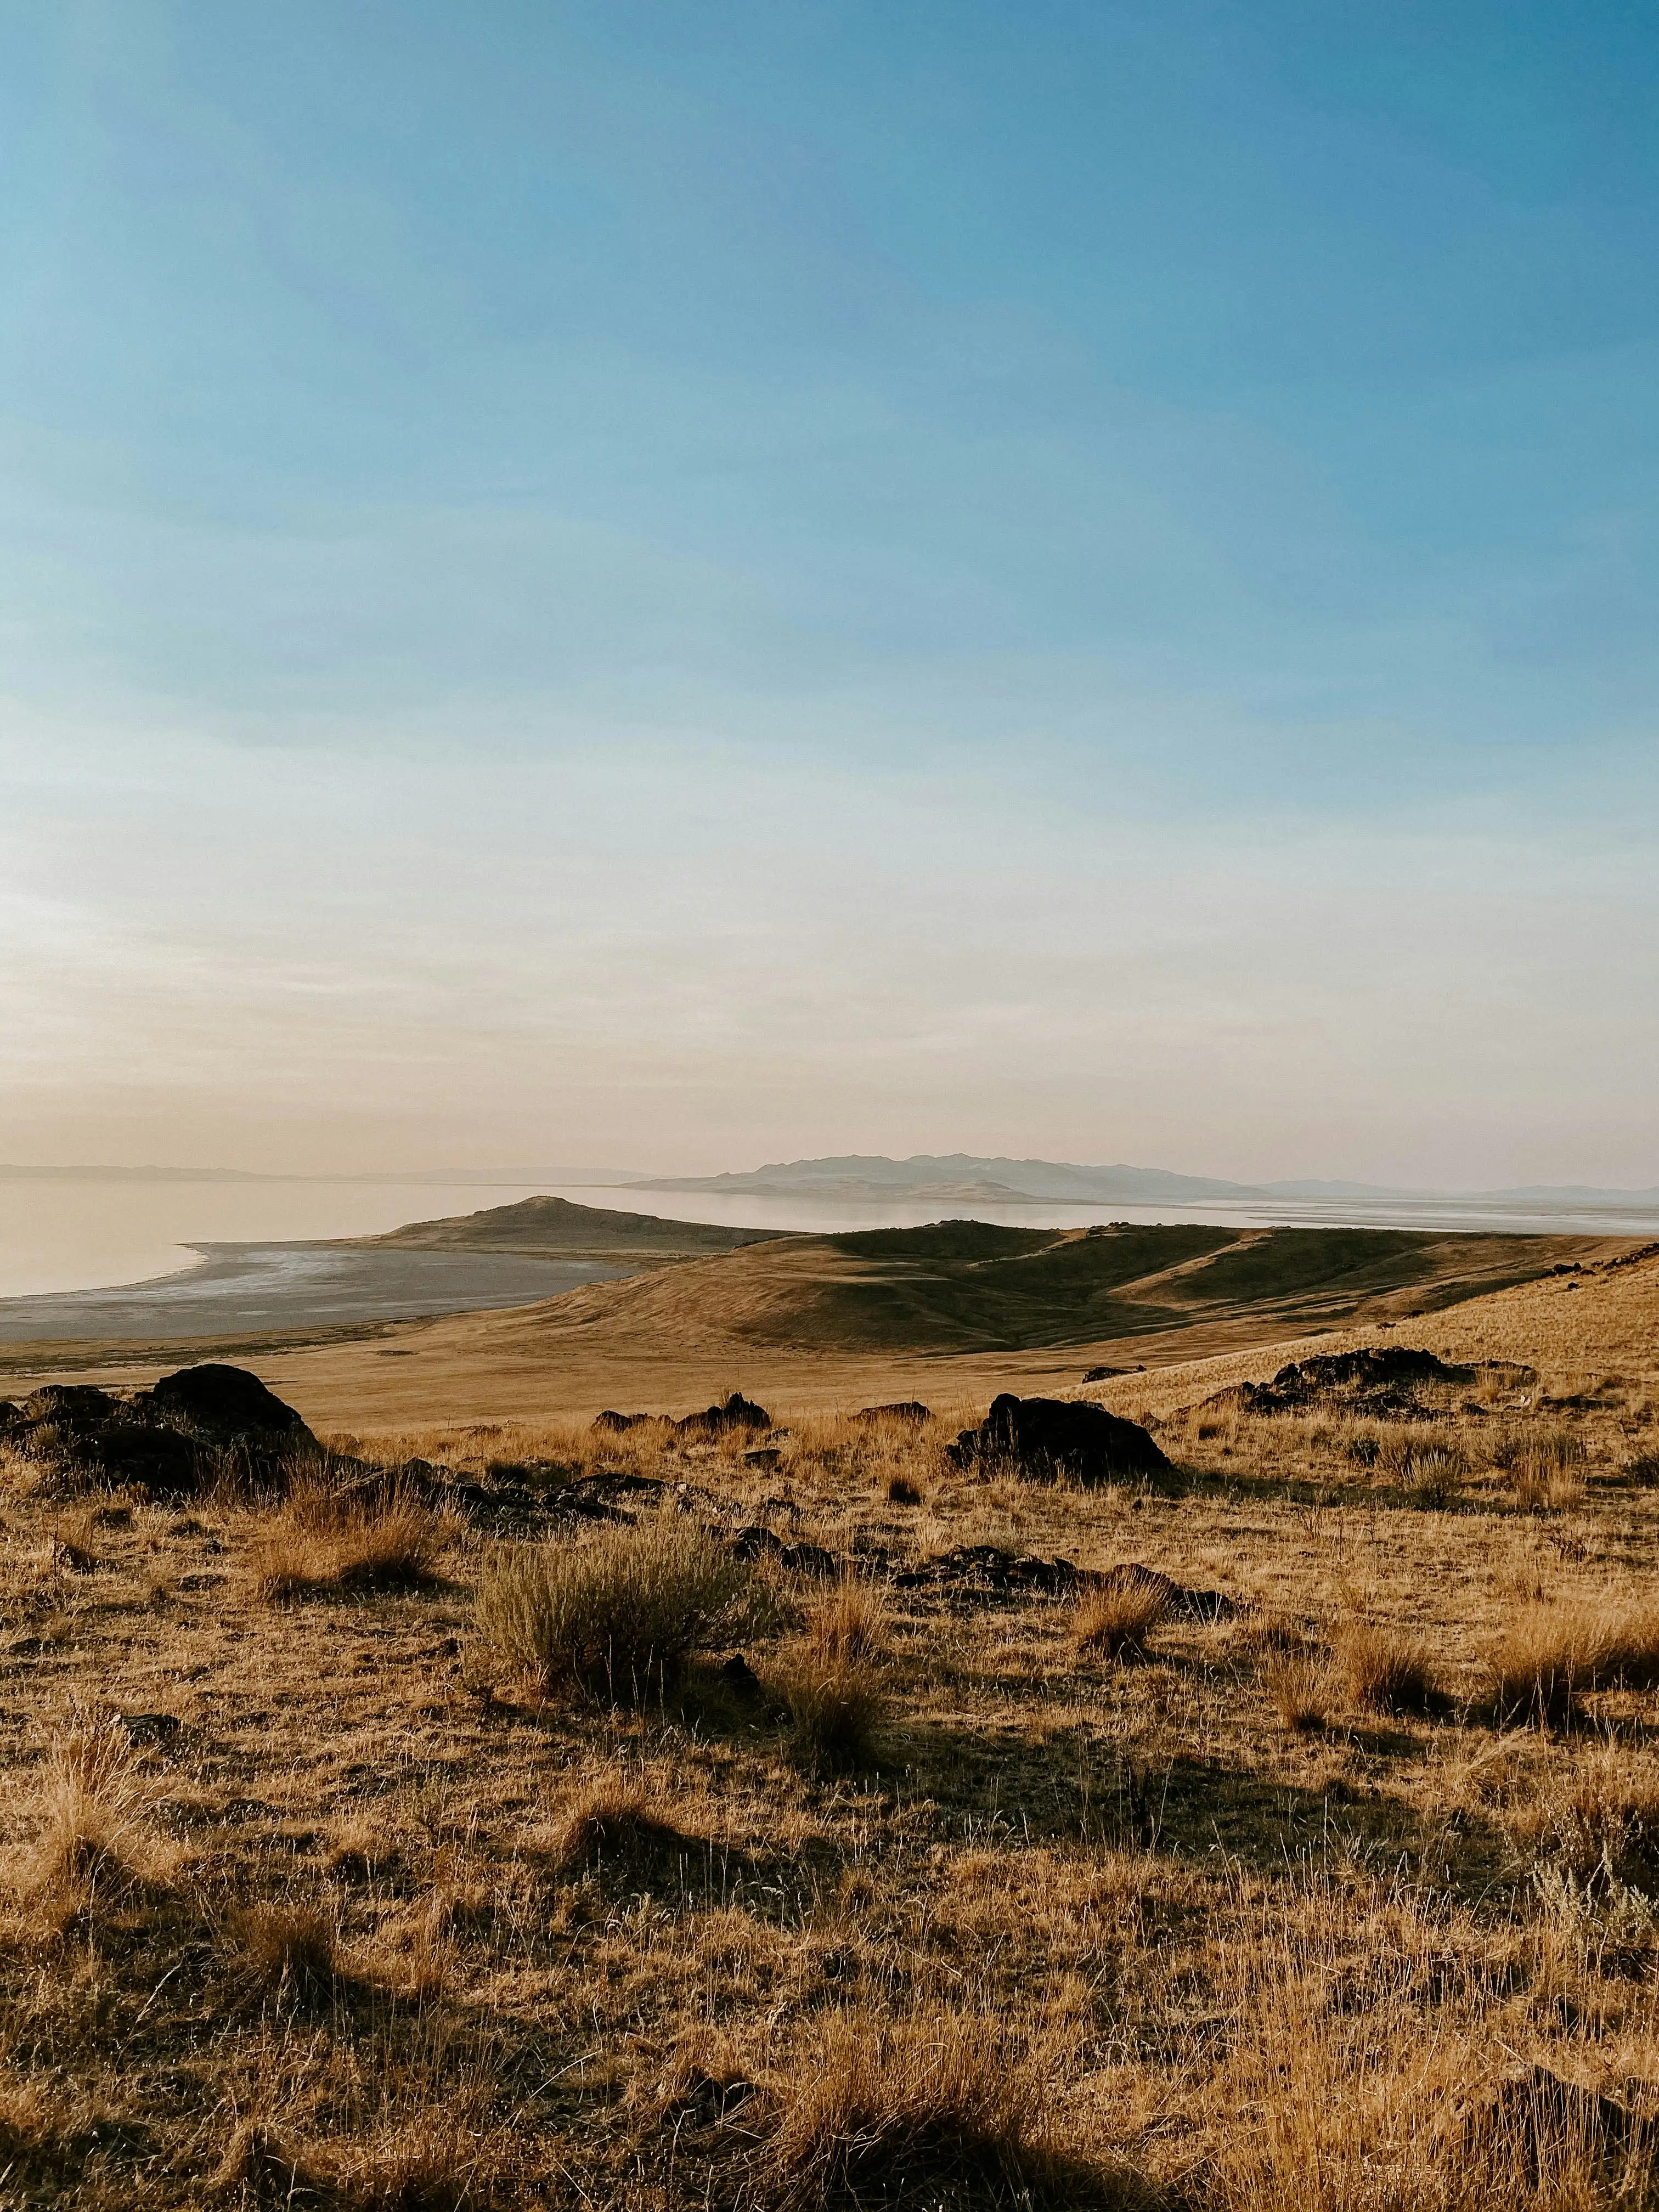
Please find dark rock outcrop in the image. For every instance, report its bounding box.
[945,1394,1169,1484]
[676,1392,772,1437]
[146,1363,312,1443]
[894,1544,1235,1616]
[2,1367,314,1498]
[10,1383,202,1495]
[855,1402,932,1424]
[1207,1345,1487,1418]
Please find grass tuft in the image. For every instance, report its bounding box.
[252,1475,449,1602]
[474,1516,747,1701]
[804,1578,890,1666]
[1073,1578,1169,1663]
[1489,1601,1659,1725]
[1331,1618,1436,1714]
[26,1714,170,1914]
[775,1647,887,1773]
[752,2011,1104,2211]
[549,1774,690,1880]
[235,1900,341,2007]
[1261,1650,1330,1733]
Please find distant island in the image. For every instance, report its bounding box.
[629,1151,1659,1209]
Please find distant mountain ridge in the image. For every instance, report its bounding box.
[631,1153,1659,1207]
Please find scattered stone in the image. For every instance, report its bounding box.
[719,1653,763,1697]
[1460,2064,1639,2182]
[1206,1346,1489,1419]
[115,1712,181,1745]
[894,1545,1236,1617]
[1082,1364,1142,1381]
[743,1447,783,1471]
[732,1526,786,1563]
[778,1542,837,1578]
[945,1394,1170,1483]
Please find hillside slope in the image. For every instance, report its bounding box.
[356,1194,787,1259]
[1090,1237,1659,1424]
[455,1218,1608,1359]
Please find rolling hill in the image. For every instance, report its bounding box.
[355,1193,788,1259]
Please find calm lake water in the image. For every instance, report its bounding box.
[2,1175,1656,1302]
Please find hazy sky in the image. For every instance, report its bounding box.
[3,2,1656,1185]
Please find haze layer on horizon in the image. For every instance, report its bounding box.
[2,3,1656,1190]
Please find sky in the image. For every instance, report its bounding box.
[1,1,1656,1187]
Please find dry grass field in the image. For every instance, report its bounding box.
[4,1245,1659,2208]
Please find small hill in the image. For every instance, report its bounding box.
[356,1194,788,1260]
[507,1220,1605,1360]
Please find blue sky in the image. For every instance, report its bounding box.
[2,3,1655,1180]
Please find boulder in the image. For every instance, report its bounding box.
[855,1401,932,1424]
[1458,2064,1639,2182]
[946,1394,1170,1484]
[145,1363,312,1442]
[732,1525,786,1563]
[676,1392,772,1436]
[593,1409,654,1433]
[778,1542,837,1578]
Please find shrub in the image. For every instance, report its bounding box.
[1073,1578,1169,1663]
[1510,1745,1659,1882]
[1332,1620,1435,1714]
[474,1517,747,1701]
[1405,1444,1469,1509]
[887,1474,923,1505]
[1340,1425,1383,1468]
[1492,1422,1588,1511]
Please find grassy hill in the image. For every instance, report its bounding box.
[467,1218,1606,1360]
[356,1193,789,1259]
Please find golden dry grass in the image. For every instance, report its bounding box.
[251,1472,452,1601]
[0,1248,1657,2207]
